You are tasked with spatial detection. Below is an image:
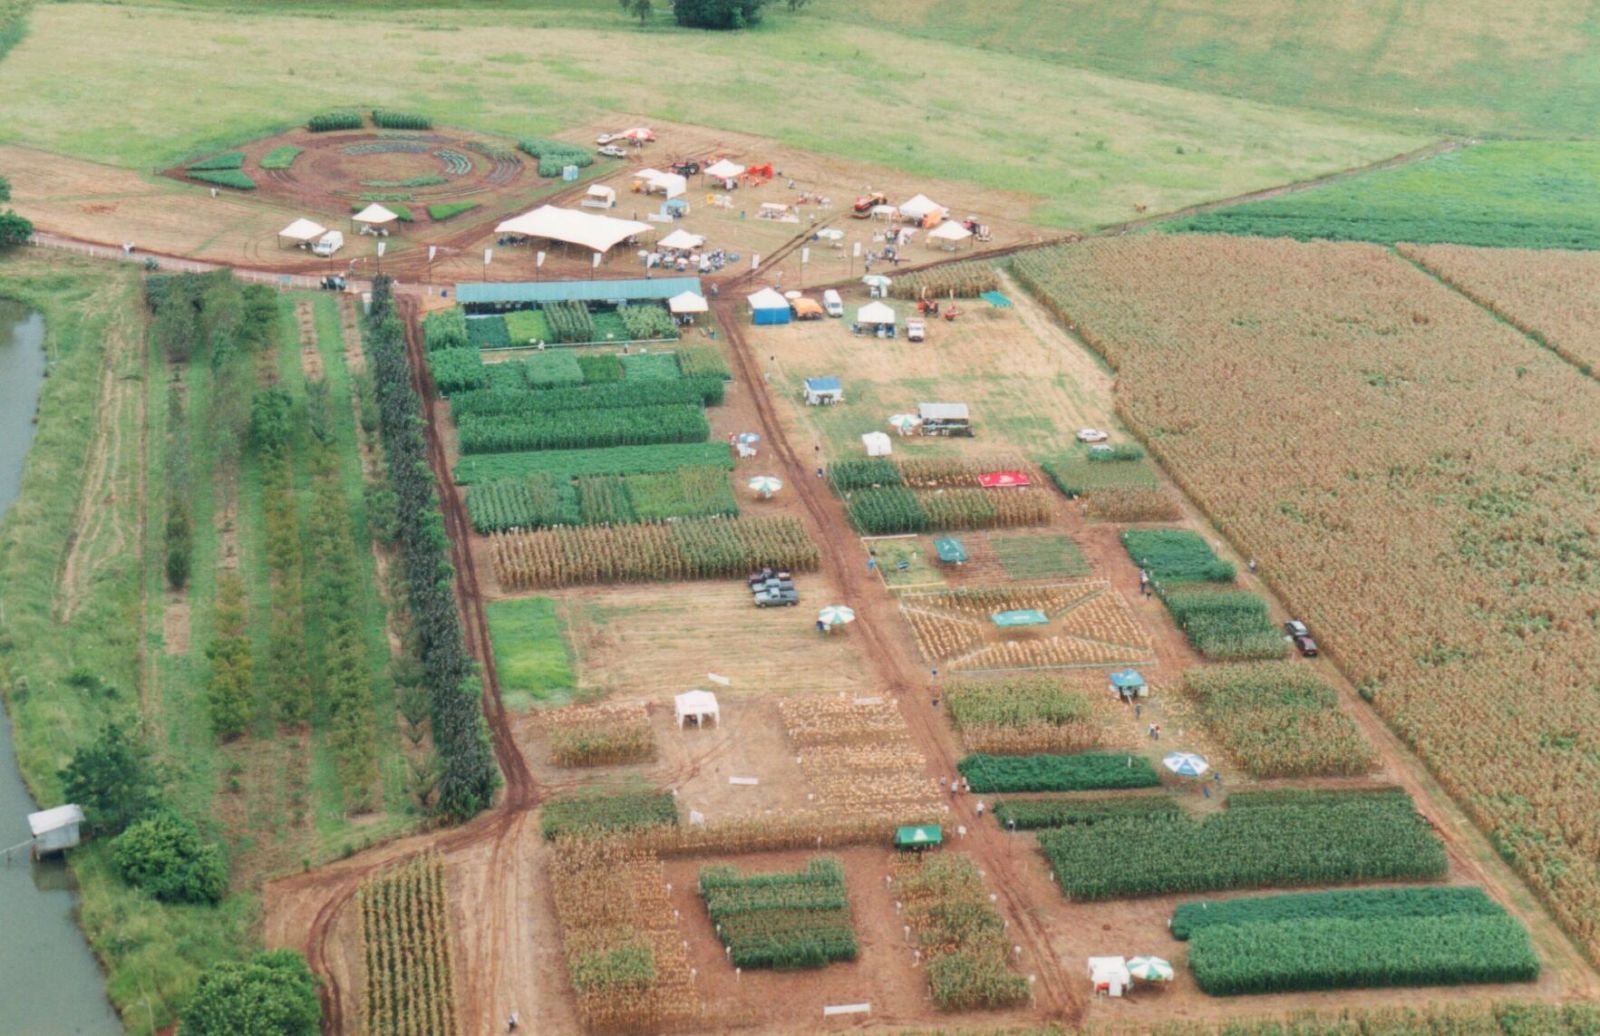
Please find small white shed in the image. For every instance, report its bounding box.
[862,431,893,457]
[675,690,721,729]
[29,804,85,855]
[1087,956,1132,998]
[804,377,844,406]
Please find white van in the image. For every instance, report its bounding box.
[822,289,844,318]
[312,230,344,257]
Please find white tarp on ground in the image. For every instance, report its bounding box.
[495,205,652,253]
[278,218,326,243]
[668,290,709,314]
[658,229,705,251]
[747,287,790,311]
[862,431,893,457]
[352,203,400,226]
[674,689,720,728]
[857,301,897,325]
[704,159,746,179]
[898,194,945,221]
[927,220,973,243]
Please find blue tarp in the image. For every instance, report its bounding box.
[1110,669,1146,690]
[805,377,842,393]
[980,290,1012,308]
[992,609,1049,627]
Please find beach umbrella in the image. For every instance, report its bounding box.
[1162,752,1210,777]
[888,413,921,433]
[862,274,892,288]
[818,605,856,627]
[736,432,761,445]
[748,475,783,498]
[1126,956,1174,982]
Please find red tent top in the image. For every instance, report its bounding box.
[979,471,1031,488]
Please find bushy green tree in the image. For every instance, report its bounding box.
[180,950,321,1036]
[58,721,162,836]
[112,812,227,904]
[0,209,32,249]
[673,0,766,29]
[205,573,254,739]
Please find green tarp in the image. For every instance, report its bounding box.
[992,609,1049,627]
[895,824,943,849]
[933,537,968,564]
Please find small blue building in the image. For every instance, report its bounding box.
[748,287,792,326]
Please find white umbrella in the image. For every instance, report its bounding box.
[736,432,761,445]
[818,605,856,626]
[817,228,845,241]
[748,475,782,498]
[862,274,892,288]
[1126,956,1174,982]
[1162,752,1210,777]
[888,414,921,433]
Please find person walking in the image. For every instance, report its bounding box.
[508,1011,520,1031]
[975,800,986,819]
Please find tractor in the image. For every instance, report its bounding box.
[916,298,941,317]
[671,159,702,177]
[852,192,889,218]
[961,217,992,242]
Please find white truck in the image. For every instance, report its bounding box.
[822,289,844,317]
[906,319,926,342]
[312,230,344,257]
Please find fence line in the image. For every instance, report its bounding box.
[28,234,338,292]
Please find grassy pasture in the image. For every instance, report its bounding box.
[0,2,1420,228]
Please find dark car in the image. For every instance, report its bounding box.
[1283,620,1309,638]
[747,567,791,589]
[754,587,799,607]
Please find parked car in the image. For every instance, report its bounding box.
[754,587,800,607]
[1076,428,1109,443]
[320,274,347,292]
[1284,620,1318,656]
[906,319,926,342]
[597,145,628,158]
[822,289,844,317]
[747,567,792,589]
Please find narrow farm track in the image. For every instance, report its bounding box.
[712,297,1084,1024]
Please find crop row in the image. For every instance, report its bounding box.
[359,854,457,1036]
[958,751,1160,793]
[542,789,679,840]
[699,857,856,969]
[1171,886,1505,940]
[992,793,1180,831]
[545,702,656,767]
[308,111,363,132]
[456,403,708,454]
[187,169,256,190]
[1160,587,1289,660]
[831,453,1029,492]
[491,515,819,588]
[1184,663,1375,778]
[847,485,1051,534]
[449,376,722,420]
[891,853,1030,1011]
[518,136,595,177]
[1039,789,1447,900]
[454,442,732,486]
[887,260,999,300]
[372,109,432,129]
[945,677,1105,754]
[618,304,679,341]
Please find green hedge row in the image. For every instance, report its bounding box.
[449,377,723,420]
[541,790,678,840]
[830,458,904,491]
[372,109,431,129]
[308,111,363,132]
[958,752,1161,793]
[1161,588,1289,660]
[187,151,245,171]
[1122,528,1235,584]
[1172,886,1504,940]
[457,404,709,454]
[188,169,256,190]
[1189,915,1539,995]
[1039,790,1447,900]
[427,201,480,221]
[992,794,1180,831]
[518,136,595,177]
[847,485,927,534]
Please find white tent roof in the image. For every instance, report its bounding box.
[704,159,746,179]
[899,194,945,220]
[919,402,969,421]
[674,689,720,727]
[668,290,709,314]
[1088,956,1131,984]
[29,804,84,836]
[658,229,704,251]
[352,203,399,225]
[857,301,897,324]
[862,431,893,456]
[748,287,790,311]
[494,205,651,253]
[278,218,326,242]
[870,204,899,217]
[928,220,973,242]
[586,184,616,201]
[636,169,687,198]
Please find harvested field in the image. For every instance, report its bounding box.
[1015,234,1600,963]
[900,580,1151,673]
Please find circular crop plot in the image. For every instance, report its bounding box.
[169,127,531,224]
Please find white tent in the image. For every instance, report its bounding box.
[704,158,746,180]
[899,194,946,222]
[857,301,897,325]
[352,203,399,227]
[668,290,709,315]
[658,229,705,251]
[674,689,720,728]
[582,184,617,209]
[748,287,790,310]
[870,204,899,219]
[1088,956,1132,998]
[862,431,893,457]
[495,205,652,254]
[927,220,973,247]
[636,169,687,199]
[278,218,326,245]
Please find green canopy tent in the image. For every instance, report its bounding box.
[894,824,943,850]
[933,537,968,565]
[992,609,1049,628]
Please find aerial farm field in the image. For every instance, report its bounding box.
[3,0,1600,1034]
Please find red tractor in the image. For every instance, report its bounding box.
[916,298,940,316]
[852,192,889,218]
[744,162,775,186]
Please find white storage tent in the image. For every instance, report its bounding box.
[704,159,746,180]
[862,431,893,457]
[636,169,687,199]
[668,290,709,315]
[675,689,721,728]
[278,218,326,246]
[927,220,973,248]
[495,205,652,255]
[899,194,946,222]
[352,203,400,227]
[856,301,897,326]
[658,229,705,251]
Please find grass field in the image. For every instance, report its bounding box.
[825,0,1600,138]
[485,597,576,708]
[0,2,1421,228]
[1175,142,1600,249]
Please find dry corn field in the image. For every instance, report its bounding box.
[899,581,1151,672]
[1399,243,1600,375]
[550,840,699,1033]
[1016,234,1600,963]
[358,854,459,1036]
[777,698,940,816]
[543,701,657,767]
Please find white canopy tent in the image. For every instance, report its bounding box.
[278,218,326,246]
[352,203,400,227]
[1088,956,1132,998]
[582,184,617,209]
[635,168,687,199]
[674,689,721,729]
[899,194,946,223]
[927,220,973,248]
[857,301,897,325]
[862,431,893,457]
[704,158,746,180]
[495,205,652,255]
[748,286,790,310]
[668,290,709,315]
[658,229,705,251]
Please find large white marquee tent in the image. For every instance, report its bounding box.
[495,205,652,256]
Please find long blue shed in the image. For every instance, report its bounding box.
[748,287,792,326]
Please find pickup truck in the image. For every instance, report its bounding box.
[754,587,800,607]
[906,320,926,342]
[747,567,792,589]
